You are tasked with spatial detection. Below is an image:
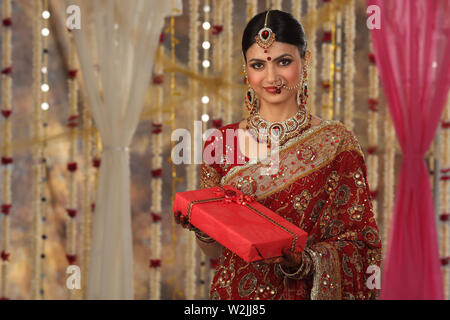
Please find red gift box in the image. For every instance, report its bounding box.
[173,185,308,263]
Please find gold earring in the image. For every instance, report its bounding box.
[242,64,259,114]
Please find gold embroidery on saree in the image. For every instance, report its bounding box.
[238,273,258,297]
[200,163,222,189]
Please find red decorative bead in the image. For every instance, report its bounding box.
[159,32,165,43]
[67,69,78,79]
[212,119,223,129]
[66,254,77,265]
[151,212,162,223]
[369,53,376,64]
[152,122,162,134]
[152,75,164,85]
[1,157,13,165]
[267,57,272,61]
[1,250,10,261]
[2,18,12,27]
[211,25,223,35]
[66,208,77,218]
[439,213,449,222]
[151,168,162,178]
[264,50,268,53]
[149,259,161,268]
[67,115,78,128]
[441,168,450,174]
[367,146,377,155]
[91,202,96,212]
[370,190,378,200]
[321,31,332,43]
[441,176,450,181]
[92,158,101,168]
[67,162,78,172]
[442,120,450,129]
[441,257,450,266]
[1,109,12,118]
[1,66,12,75]
[368,98,379,112]
[1,204,11,215]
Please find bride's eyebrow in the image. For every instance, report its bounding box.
[248,53,293,63]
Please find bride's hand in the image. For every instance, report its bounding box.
[174,210,196,231]
[263,247,303,269]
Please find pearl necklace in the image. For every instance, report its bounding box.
[246,106,311,148]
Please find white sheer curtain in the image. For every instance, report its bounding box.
[67,0,182,299]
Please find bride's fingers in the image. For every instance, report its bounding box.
[263,256,284,265]
[281,247,302,267]
[174,210,182,224]
[180,215,191,229]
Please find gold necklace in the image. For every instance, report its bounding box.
[246,106,311,148]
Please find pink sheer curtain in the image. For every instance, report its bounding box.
[367,0,450,299]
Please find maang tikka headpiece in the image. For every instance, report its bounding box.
[254,10,276,49]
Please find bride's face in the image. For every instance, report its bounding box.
[245,41,303,105]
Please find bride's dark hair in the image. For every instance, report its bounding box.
[242,10,307,61]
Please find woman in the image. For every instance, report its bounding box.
[175,10,382,300]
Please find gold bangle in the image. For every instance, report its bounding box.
[195,230,216,243]
[279,251,313,279]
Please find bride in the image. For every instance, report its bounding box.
[175,9,382,300]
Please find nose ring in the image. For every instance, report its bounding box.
[274,78,284,94]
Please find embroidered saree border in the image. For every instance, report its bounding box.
[306,242,342,300]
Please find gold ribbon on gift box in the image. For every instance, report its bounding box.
[185,186,298,253]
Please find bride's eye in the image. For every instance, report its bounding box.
[250,62,264,69]
[279,58,292,66]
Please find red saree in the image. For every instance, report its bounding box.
[200,120,382,300]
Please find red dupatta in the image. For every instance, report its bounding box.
[201,120,382,300]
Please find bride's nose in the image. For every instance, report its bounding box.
[265,63,278,84]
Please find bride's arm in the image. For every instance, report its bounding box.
[198,133,226,259]
[196,237,223,259]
